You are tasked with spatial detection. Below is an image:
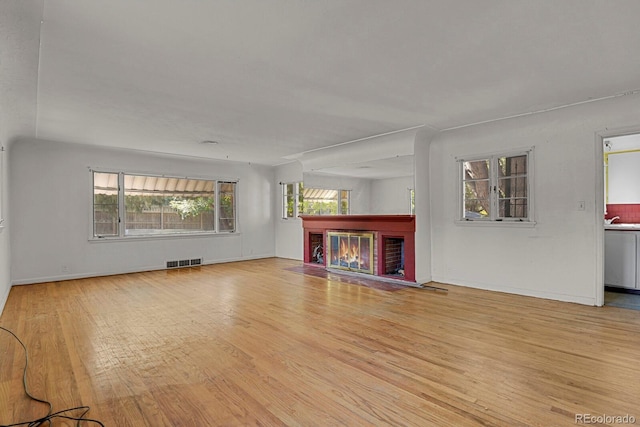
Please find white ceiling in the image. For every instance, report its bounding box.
[34,0,640,173]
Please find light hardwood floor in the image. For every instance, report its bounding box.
[1,258,639,426]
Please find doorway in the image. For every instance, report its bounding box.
[602,132,640,309]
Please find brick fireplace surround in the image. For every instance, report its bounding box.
[300,215,416,282]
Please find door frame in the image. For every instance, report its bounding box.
[595,125,640,306]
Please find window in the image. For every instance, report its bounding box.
[218,181,236,232]
[93,171,237,238]
[409,188,415,215]
[302,188,350,215]
[282,182,303,219]
[459,149,533,223]
[281,183,351,217]
[93,172,119,236]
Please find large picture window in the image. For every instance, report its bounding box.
[93,171,237,238]
[459,149,533,223]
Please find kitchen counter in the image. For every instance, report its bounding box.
[605,223,640,230]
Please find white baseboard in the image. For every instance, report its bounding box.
[11,254,275,286]
[430,275,598,306]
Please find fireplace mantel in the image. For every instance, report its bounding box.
[299,215,415,232]
[300,215,415,282]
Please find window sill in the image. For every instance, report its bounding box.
[89,231,239,243]
[455,220,536,228]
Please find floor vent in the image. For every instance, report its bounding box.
[166,258,203,269]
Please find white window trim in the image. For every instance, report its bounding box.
[455,147,535,227]
[281,181,302,220]
[90,168,239,240]
[409,188,415,215]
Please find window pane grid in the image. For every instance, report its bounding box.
[498,198,528,218]
[460,151,531,222]
[498,177,528,198]
[93,172,119,237]
[218,181,236,232]
[464,198,491,218]
[498,155,527,177]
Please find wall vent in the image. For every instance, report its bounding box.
[166,258,203,269]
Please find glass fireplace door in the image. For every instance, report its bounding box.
[327,232,373,274]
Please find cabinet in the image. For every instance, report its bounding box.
[604,230,639,289]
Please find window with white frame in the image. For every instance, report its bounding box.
[92,171,237,237]
[281,182,350,217]
[409,188,415,215]
[282,182,303,219]
[302,187,350,215]
[459,149,533,222]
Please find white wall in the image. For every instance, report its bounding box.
[370,176,414,214]
[420,93,640,306]
[0,1,42,314]
[10,139,275,284]
[608,151,640,203]
[274,161,304,260]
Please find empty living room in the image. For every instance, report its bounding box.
[2,1,640,426]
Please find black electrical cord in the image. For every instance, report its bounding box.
[0,326,105,427]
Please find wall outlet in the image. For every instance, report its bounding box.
[61,265,70,273]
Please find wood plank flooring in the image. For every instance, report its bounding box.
[1,258,639,426]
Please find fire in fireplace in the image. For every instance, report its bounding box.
[327,231,373,274]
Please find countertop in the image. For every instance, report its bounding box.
[604,223,640,230]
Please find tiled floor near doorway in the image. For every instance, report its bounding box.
[605,290,640,310]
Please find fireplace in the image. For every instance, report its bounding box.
[300,215,416,282]
[327,232,373,274]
